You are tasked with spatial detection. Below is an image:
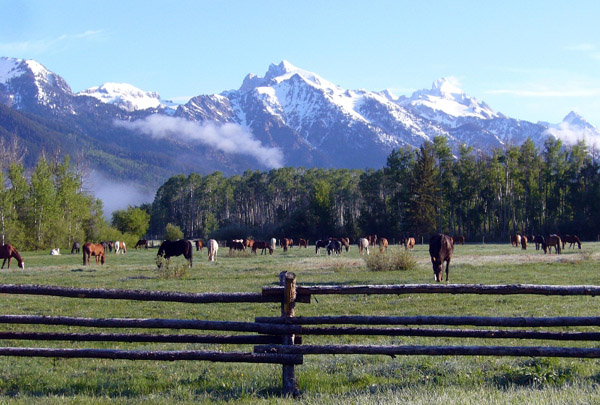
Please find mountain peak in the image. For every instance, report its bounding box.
[431,77,464,97]
[77,82,176,112]
[563,111,591,127]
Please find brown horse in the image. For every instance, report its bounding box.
[402,237,416,251]
[157,239,193,268]
[368,234,378,247]
[281,238,293,252]
[195,240,204,252]
[379,237,389,253]
[297,238,308,248]
[510,234,521,247]
[135,239,149,250]
[0,244,24,269]
[340,237,350,252]
[453,235,465,245]
[83,242,105,265]
[542,235,561,254]
[521,235,528,250]
[562,235,582,249]
[429,234,453,282]
[252,241,273,255]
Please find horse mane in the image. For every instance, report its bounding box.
[10,246,23,264]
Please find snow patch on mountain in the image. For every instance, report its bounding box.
[0,57,23,84]
[78,82,178,113]
[396,77,498,126]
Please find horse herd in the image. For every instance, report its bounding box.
[510,233,582,254]
[0,231,588,285]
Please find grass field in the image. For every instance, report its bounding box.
[0,242,599,404]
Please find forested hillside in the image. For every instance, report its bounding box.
[149,136,600,242]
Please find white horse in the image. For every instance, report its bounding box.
[358,238,370,255]
[114,241,127,254]
[208,239,218,262]
[269,238,277,251]
[50,248,60,255]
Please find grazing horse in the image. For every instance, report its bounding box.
[521,235,528,250]
[562,235,582,249]
[83,242,105,265]
[228,240,245,254]
[379,237,389,253]
[208,239,218,262]
[358,238,370,256]
[195,240,204,252]
[281,238,293,252]
[315,239,329,255]
[135,239,149,250]
[542,235,561,254]
[114,241,126,254]
[533,235,544,251]
[71,242,80,254]
[453,236,465,245]
[429,234,453,282]
[269,238,277,251]
[252,241,273,255]
[510,234,521,247]
[50,248,60,255]
[298,238,308,248]
[368,235,378,247]
[0,244,24,269]
[340,237,350,252]
[157,239,193,268]
[403,237,416,251]
[327,239,342,256]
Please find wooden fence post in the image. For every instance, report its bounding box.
[280,271,299,397]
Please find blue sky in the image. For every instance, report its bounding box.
[2,0,600,126]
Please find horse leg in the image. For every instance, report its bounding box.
[1,258,6,269]
[445,260,450,282]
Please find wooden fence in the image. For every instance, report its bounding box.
[1,273,600,397]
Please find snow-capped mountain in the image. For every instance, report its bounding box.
[1,56,598,188]
[0,56,74,113]
[77,82,178,113]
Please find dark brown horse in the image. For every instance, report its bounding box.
[429,234,453,282]
[83,242,105,265]
[542,235,561,254]
[0,244,24,269]
[71,241,80,254]
[297,238,308,248]
[157,239,193,268]
[135,239,149,250]
[562,235,582,249]
[453,235,465,245]
[252,241,273,255]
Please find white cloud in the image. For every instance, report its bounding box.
[115,115,285,169]
[544,122,600,146]
[0,30,104,54]
[84,170,154,219]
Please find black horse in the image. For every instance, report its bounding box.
[157,239,193,268]
[71,241,80,254]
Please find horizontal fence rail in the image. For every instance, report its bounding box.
[277,326,600,341]
[0,315,302,334]
[0,284,282,303]
[0,331,281,344]
[263,283,600,298]
[0,347,302,364]
[256,315,600,327]
[254,344,600,359]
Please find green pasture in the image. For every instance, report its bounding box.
[0,242,599,403]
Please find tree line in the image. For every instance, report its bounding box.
[0,153,149,251]
[148,136,600,243]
